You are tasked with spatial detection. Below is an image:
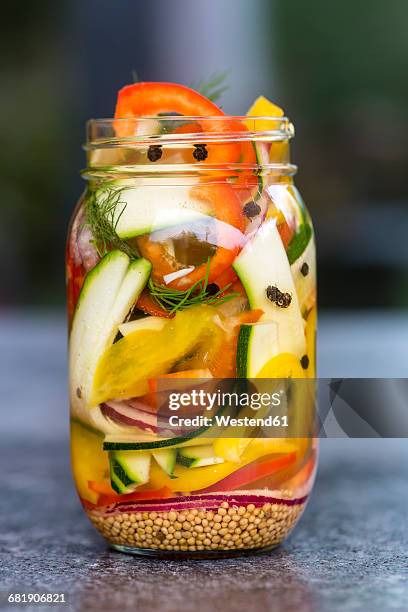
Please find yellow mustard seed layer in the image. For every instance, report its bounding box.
[87,499,305,552]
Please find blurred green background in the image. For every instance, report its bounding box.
[1,0,407,309]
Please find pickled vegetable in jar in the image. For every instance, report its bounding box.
[67,82,317,558]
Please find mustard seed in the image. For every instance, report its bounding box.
[87,496,305,554]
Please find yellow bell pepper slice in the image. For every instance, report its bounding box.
[256,352,305,379]
[246,95,289,166]
[213,437,299,463]
[213,438,252,463]
[91,305,220,405]
[70,420,109,504]
[247,96,285,124]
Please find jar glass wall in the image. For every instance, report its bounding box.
[67,116,317,558]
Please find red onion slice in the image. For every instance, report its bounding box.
[101,401,184,435]
[101,402,158,433]
[70,208,100,271]
[98,491,309,515]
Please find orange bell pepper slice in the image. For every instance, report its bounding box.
[138,183,244,290]
[88,480,116,496]
[136,288,175,318]
[278,219,295,249]
[148,369,212,395]
[207,308,264,377]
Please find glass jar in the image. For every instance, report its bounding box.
[67,115,317,558]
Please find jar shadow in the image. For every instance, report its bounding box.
[72,543,319,612]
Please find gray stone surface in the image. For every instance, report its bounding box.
[0,311,407,611]
[1,440,407,612]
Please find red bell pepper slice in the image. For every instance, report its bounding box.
[116,82,224,120]
[211,266,238,289]
[114,82,247,164]
[210,269,246,300]
[230,279,247,298]
[66,259,84,325]
[172,122,203,135]
[197,452,297,493]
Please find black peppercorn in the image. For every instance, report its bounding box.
[193,144,208,161]
[300,262,309,277]
[266,285,292,308]
[243,201,261,219]
[206,283,220,296]
[147,145,163,162]
[300,355,309,369]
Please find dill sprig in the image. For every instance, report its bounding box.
[148,259,239,314]
[84,185,139,260]
[194,71,229,103]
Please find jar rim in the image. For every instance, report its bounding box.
[85,115,295,148]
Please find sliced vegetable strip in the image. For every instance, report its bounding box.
[207,308,263,377]
[116,82,224,120]
[197,452,297,493]
[93,484,173,506]
[114,82,242,163]
[148,369,212,395]
[136,289,175,318]
[100,492,309,513]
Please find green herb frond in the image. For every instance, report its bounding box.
[84,185,139,260]
[148,259,239,314]
[194,71,229,103]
